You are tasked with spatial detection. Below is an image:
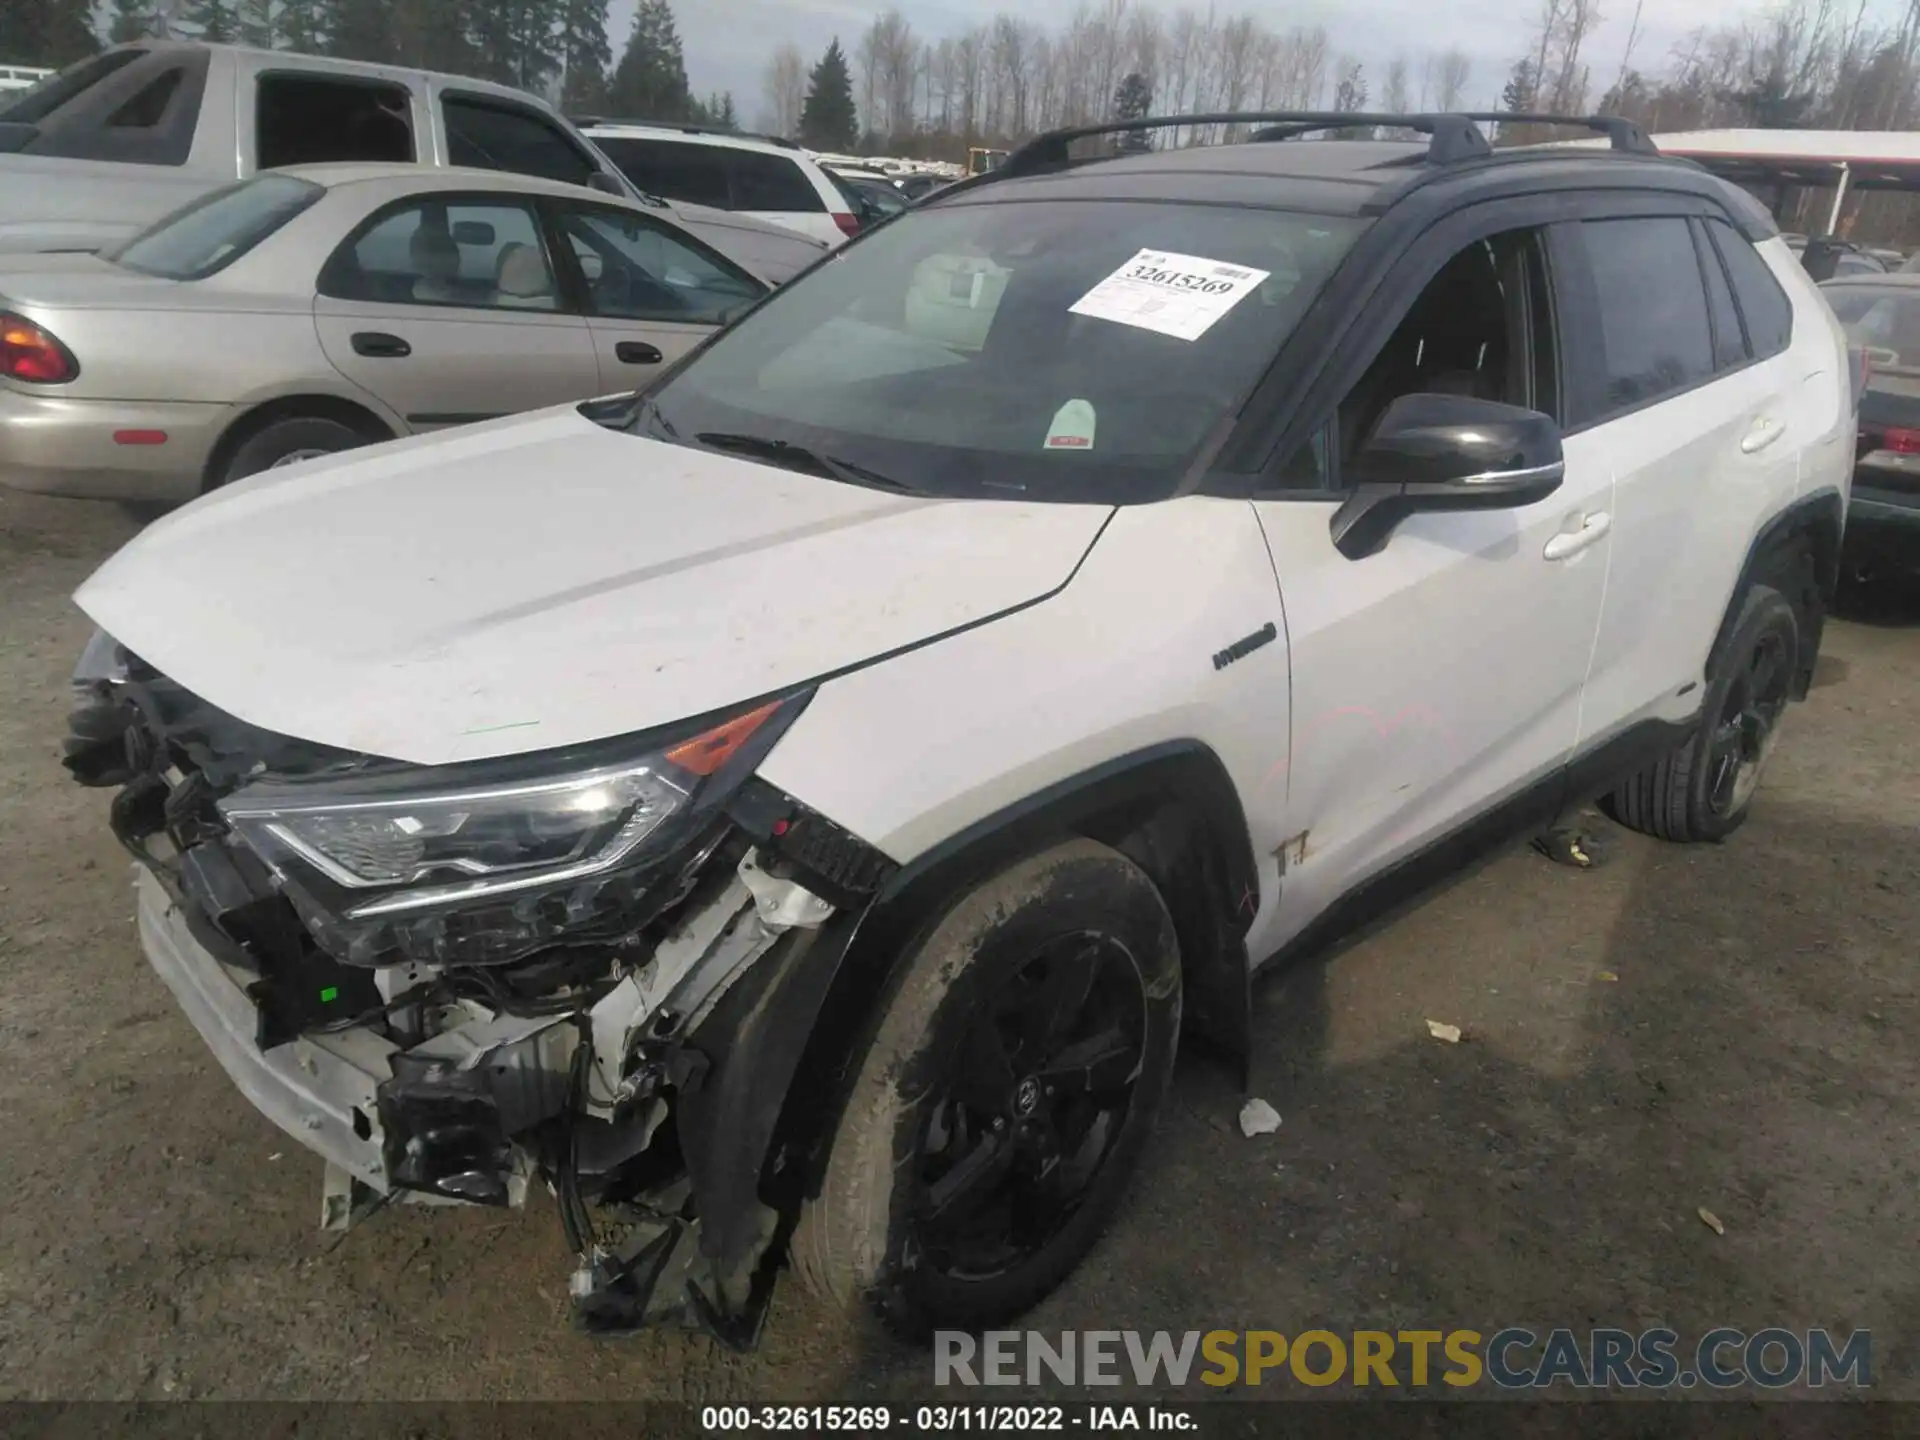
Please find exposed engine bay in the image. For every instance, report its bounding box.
[63,633,896,1344]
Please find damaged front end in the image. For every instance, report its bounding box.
[64,633,894,1344]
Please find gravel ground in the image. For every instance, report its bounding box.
[1,486,1915,1404]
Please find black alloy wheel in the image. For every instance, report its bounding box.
[913,931,1147,1281]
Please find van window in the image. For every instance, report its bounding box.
[591,137,730,209]
[443,96,598,187]
[256,74,414,169]
[1581,217,1714,418]
[730,151,822,212]
[1707,219,1794,360]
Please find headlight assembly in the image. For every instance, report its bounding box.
[217,696,800,938]
[223,759,688,917]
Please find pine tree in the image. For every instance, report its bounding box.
[108,0,159,44]
[799,38,856,151]
[277,0,329,54]
[1112,71,1152,152]
[185,0,240,44]
[236,0,276,48]
[325,0,395,64]
[557,0,611,114]
[0,0,99,66]
[608,0,691,121]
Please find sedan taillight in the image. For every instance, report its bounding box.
[831,211,860,238]
[0,311,78,384]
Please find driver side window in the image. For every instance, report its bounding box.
[1275,227,1560,489]
[555,203,765,324]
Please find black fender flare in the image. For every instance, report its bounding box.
[1707,487,1845,697]
[677,740,1262,1290]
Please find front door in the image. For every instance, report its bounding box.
[1245,222,1613,961]
[544,198,767,393]
[313,192,600,430]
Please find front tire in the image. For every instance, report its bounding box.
[791,838,1181,1339]
[1605,583,1801,843]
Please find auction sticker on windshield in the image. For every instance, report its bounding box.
[1069,248,1272,342]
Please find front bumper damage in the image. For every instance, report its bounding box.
[67,645,895,1344]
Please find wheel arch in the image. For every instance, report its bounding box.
[201,393,398,492]
[1709,486,1845,699]
[677,741,1260,1298]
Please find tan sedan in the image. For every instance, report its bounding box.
[0,163,823,501]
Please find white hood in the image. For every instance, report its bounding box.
[75,408,1111,766]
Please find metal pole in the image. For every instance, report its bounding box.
[1827,162,1852,235]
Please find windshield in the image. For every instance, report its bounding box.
[1825,284,1920,369]
[647,198,1366,503]
[108,174,323,280]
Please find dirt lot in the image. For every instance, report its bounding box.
[1,485,1916,1405]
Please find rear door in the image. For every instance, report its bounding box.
[1563,211,1804,748]
[543,197,768,391]
[312,191,599,430]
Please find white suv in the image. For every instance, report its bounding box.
[581,121,855,247]
[64,111,1855,1344]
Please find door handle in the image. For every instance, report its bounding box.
[350,331,411,358]
[615,341,663,365]
[1543,510,1611,561]
[1741,417,1785,454]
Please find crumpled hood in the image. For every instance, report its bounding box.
[75,408,1111,766]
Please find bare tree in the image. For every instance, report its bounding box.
[761,43,806,139]
[1382,56,1412,134]
[1435,48,1472,109]
[992,14,1036,137]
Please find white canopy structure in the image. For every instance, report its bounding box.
[1561,128,1920,233]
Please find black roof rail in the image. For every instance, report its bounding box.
[989,109,1663,187]
[1454,112,1658,155]
[1000,111,1493,178]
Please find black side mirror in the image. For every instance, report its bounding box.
[1330,392,1566,560]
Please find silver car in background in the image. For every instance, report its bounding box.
[0,164,823,502]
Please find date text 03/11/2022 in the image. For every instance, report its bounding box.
[700,1405,1195,1432]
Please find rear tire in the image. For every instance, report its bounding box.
[1604,583,1800,843]
[791,838,1181,1340]
[216,416,370,488]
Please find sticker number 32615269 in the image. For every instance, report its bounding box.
[1068,248,1272,342]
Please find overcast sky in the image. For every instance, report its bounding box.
[619,0,1793,125]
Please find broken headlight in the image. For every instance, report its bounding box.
[216,697,804,965]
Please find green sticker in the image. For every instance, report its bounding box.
[319,986,339,1004]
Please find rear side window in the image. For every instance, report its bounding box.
[1708,219,1793,359]
[443,96,598,187]
[0,50,141,123]
[321,196,559,312]
[256,74,413,169]
[729,151,822,212]
[12,52,207,166]
[108,174,323,280]
[1693,220,1747,372]
[1581,217,1714,417]
[593,137,730,209]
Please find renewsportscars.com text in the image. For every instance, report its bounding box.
[933,1328,1871,1390]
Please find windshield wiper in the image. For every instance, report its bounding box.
[693,432,914,493]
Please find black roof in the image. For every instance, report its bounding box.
[930,111,1776,238]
